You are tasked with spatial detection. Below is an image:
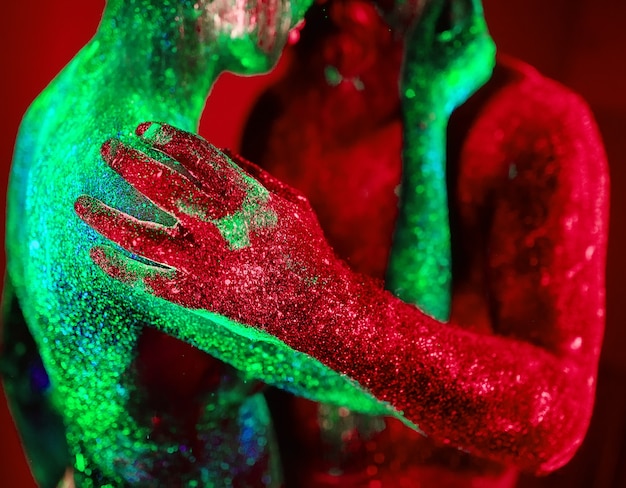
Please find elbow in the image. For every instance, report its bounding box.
[517,385,594,476]
[526,428,585,476]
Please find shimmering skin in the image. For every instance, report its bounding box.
[3,0,328,486]
[387,0,496,321]
[237,1,610,483]
[82,60,609,481]
[77,2,608,488]
[4,0,609,487]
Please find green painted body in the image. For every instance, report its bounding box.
[387,0,496,320]
[4,1,393,485]
[3,0,496,484]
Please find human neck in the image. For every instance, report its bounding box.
[92,0,223,119]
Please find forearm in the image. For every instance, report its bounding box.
[387,108,451,321]
[275,269,595,474]
[387,0,496,322]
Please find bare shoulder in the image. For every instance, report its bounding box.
[461,57,608,356]
[461,55,608,204]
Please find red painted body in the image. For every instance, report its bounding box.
[1,2,620,486]
[81,53,608,488]
[236,6,609,485]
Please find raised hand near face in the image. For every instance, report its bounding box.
[401,0,495,113]
[74,123,342,335]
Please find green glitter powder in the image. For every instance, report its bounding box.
[324,65,343,87]
[386,0,495,321]
[213,173,275,250]
[5,0,377,486]
[4,0,498,485]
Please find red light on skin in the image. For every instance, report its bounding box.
[289,19,306,45]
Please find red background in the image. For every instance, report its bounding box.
[1,1,625,486]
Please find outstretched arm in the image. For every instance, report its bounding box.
[76,115,607,474]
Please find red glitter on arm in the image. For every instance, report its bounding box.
[75,105,608,475]
[305,70,609,474]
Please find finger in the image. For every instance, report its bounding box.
[101,139,234,222]
[91,246,200,309]
[75,195,185,269]
[222,150,310,208]
[90,245,176,287]
[135,122,246,194]
[437,0,486,41]
[142,272,201,309]
[418,0,446,37]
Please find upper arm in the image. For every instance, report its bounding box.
[486,85,608,367]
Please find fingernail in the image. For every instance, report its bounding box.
[74,195,93,216]
[100,139,120,160]
[90,246,106,263]
[136,122,153,136]
[136,122,163,141]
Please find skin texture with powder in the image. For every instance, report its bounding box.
[2,0,318,486]
[78,1,608,487]
[2,0,609,486]
[238,1,609,485]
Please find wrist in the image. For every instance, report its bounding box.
[311,266,399,365]
[272,258,375,362]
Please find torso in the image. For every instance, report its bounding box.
[242,56,561,487]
